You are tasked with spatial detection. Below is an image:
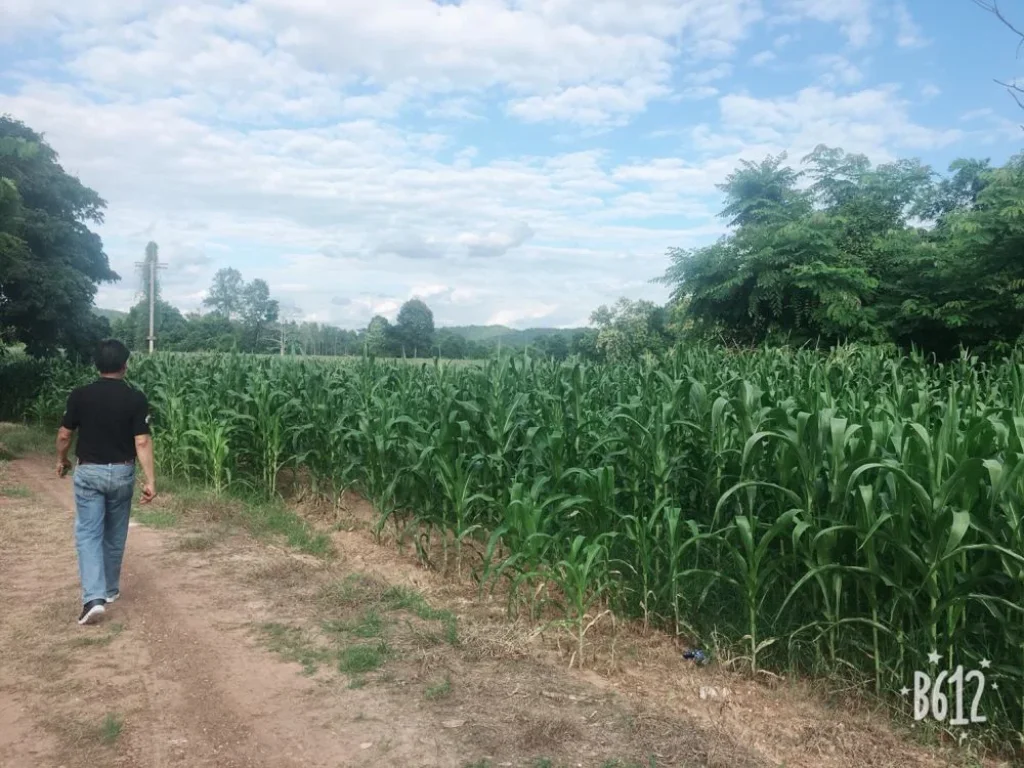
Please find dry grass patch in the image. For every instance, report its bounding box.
[176,531,223,552]
[163,489,244,525]
[41,710,125,762]
[244,557,328,604]
[515,715,583,752]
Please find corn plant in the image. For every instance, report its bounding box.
[11,342,1024,741]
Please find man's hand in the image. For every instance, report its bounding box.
[56,426,74,478]
[134,434,157,504]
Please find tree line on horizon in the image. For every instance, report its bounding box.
[103,267,626,362]
[3,112,1024,365]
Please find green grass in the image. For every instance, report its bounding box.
[242,500,333,557]
[424,676,452,700]
[0,486,31,498]
[337,641,389,674]
[380,586,459,645]
[324,608,385,639]
[100,713,123,745]
[132,510,177,528]
[317,574,383,609]
[257,577,455,687]
[256,623,333,675]
[0,423,53,457]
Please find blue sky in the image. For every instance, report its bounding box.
[1,0,1021,329]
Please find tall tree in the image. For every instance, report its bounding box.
[177,312,237,352]
[203,267,244,319]
[393,299,435,357]
[435,329,467,359]
[364,315,392,356]
[240,278,279,351]
[0,115,117,357]
[718,152,810,227]
[533,334,570,361]
[590,298,672,362]
[112,298,187,351]
[662,147,1024,356]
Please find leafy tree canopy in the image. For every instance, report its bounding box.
[660,146,1024,358]
[0,115,115,357]
[203,267,244,319]
[393,298,435,357]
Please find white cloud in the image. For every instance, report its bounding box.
[676,86,720,101]
[456,222,535,258]
[718,86,964,157]
[921,84,941,100]
[961,108,995,122]
[783,0,873,47]
[687,64,734,85]
[373,232,447,260]
[894,3,928,49]
[956,109,1022,142]
[0,0,770,131]
[0,0,1006,329]
[426,98,484,121]
[507,81,669,126]
[813,55,864,87]
[487,301,560,327]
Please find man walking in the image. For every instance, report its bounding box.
[56,339,157,625]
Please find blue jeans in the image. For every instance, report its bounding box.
[73,463,135,605]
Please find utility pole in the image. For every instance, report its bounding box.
[134,242,166,353]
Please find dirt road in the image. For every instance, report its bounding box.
[1,457,403,767]
[0,452,978,768]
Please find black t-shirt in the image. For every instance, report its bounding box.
[60,378,151,464]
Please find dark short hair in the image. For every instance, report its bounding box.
[95,339,130,374]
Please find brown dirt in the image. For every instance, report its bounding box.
[0,455,999,768]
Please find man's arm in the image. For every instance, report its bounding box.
[56,391,78,477]
[133,392,156,503]
[56,427,74,477]
[134,434,156,503]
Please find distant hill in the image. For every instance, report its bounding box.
[94,308,127,322]
[88,308,583,346]
[444,325,588,347]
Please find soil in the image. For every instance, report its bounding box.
[0,453,1001,768]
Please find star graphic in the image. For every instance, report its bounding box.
[927,650,941,665]
[980,659,991,669]
[900,686,910,696]
[992,683,999,691]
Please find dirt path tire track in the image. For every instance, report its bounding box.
[0,458,416,768]
[3,455,711,768]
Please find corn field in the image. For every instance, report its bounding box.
[3,345,1023,740]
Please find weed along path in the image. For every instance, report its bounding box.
[0,449,986,768]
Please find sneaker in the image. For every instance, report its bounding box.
[105,592,120,604]
[78,599,106,626]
